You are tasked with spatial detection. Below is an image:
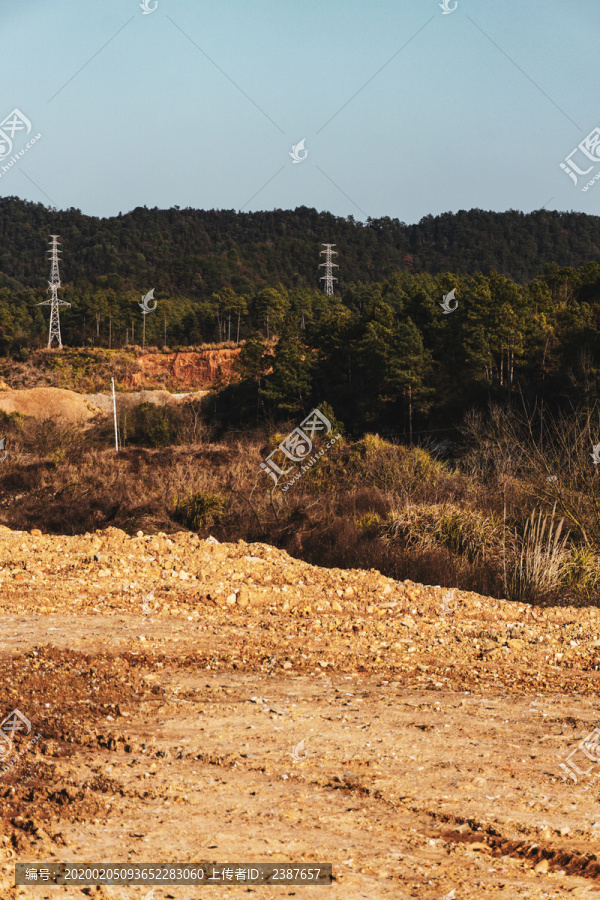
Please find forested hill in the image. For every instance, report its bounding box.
[4,197,600,436]
[1,197,600,293]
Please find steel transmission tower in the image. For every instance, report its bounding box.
[319,243,338,296]
[37,235,70,348]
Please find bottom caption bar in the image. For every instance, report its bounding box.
[16,863,332,885]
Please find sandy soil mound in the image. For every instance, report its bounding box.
[0,387,103,424]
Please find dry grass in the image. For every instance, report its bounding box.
[506,505,570,604]
[381,503,504,563]
[1,406,600,608]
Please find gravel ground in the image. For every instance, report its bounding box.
[1,526,600,899]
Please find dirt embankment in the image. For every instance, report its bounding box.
[0,347,242,395]
[0,349,237,423]
[0,387,206,425]
[128,350,240,390]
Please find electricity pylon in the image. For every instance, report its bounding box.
[37,235,70,348]
[319,243,338,296]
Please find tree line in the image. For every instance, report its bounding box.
[2,197,600,351]
[1,197,600,437]
[213,262,600,438]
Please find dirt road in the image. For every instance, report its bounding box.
[1,527,600,899]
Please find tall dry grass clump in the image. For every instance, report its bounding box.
[505,505,569,604]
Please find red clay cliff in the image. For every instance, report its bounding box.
[126,349,240,390]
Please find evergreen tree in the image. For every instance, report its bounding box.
[259,319,313,417]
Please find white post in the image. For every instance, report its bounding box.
[111,377,119,452]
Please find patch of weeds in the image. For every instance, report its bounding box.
[173,491,228,529]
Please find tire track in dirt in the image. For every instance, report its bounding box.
[4,528,600,897]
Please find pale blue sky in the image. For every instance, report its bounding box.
[0,0,598,222]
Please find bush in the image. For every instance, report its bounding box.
[173,491,228,530]
[124,403,175,447]
[348,438,449,496]
[563,545,600,595]
[119,399,210,449]
[354,512,382,535]
[0,410,24,430]
[318,401,345,436]
[18,417,80,458]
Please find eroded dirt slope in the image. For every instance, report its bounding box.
[127,350,240,390]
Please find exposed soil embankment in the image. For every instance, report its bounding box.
[0,347,241,394]
[0,387,209,424]
[128,349,240,390]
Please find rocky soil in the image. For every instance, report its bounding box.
[1,526,600,899]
